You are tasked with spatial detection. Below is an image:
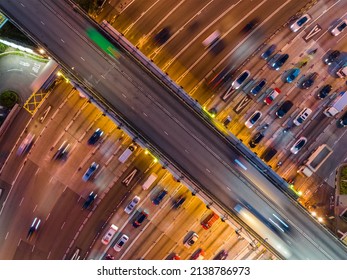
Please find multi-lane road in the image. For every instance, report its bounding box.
[0,0,347,259]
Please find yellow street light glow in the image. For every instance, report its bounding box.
[39,48,45,54]
[311,211,316,217]
[144,150,149,155]
[298,191,302,196]
[318,217,323,223]
[153,158,158,163]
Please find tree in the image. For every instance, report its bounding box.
[0,90,19,109]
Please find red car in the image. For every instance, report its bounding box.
[190,249,205,260]
[214,250,228,260]
[169,253,181,260]
[264,88,281,105]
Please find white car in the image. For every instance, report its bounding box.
[290,14,311,32]
[113,234,129,252]
[245,111,262,128]
[331,19,347,36]
[293,108,312,126]
[101,224,118,245]
[231,70,250,90]
[124,196,140,214]
[184,232,199,248]
[290,137,307,154]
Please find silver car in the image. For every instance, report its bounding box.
[290,137,307,154]
[124,196,140,214]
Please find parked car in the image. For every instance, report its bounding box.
[184,232,199,248]
[262,147,277,162]
[300,72,318,89]
[331,19,347,36]
[168,253,181,260]
[82,162,99,181]
[271,54,289,70]
[83,191,97,209]
[276,100,293,118]
[285,68,300,83]
[245,111,262,128]
[339,111,347,127]
[124,196,141,214]
[290,137,307,154]
[324,50,340,65]
[250,79,266,95]
[152,189,168,205]
[231,70,251,89]
[290,14,311,32]
[101,224,118,245]
[261,44,276,60]
[190,249,205,260]
[293,108,312,126]
[154,27,171,44]
[132,210,148,228]
[173,195,186,209]
[214,249,228,260]
[264,88,281,105]
[248,132,265,148]
[317,84,332,99]
[113,234,129,252]
[88,128,103,145]
[105,254,114,260]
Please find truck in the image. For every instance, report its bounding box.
[297,144,333,177]
[118,144,137,163]
[323,91,347,117]
[336,64,347,78]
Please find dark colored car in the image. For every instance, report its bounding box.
[154,27,171,44]
[105,254,114,260]
[242,19,259,32]
[88,128,103,145]
[261,44,276,60]
[262,148,277,162]
[339,111,347,127]
[300,72,318,89]
[214,249,228,260]
[27,217,41,239]
[250,79,266,95]
[53,141,70,160]
[271,54,289,70]
[133,210,149,228]
[173,195,186,209]
[83,191,97,209]
[276,100,293,118]
[318,84,332,99]
[249,132,265,148]
[152,189,168,205]
[324,50,340,65]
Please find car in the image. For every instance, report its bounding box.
[285,68,300,83]
[17,133,35,156]
[184,232,199,248]
[276,100,293,118]
[242,19,259,32]
[173,195,186,209]
[271,54,289,70]
[339,111,347,127]
[261,44,276,60]
[231,70,251,89]
[53,141,70,160]
[113,234,129,252]
[245,111,262,128]
[223,115,232,127]
[293,108,312,126]
[101,224,118,245]
[83,191,97,209]
[318,84,332,99]
[290,14,311,32]
[105,254,114,260]
[27,217,41,239]
[324,50,340,65]
[124,196,140,214]
[88,128,103,145]
[152,189,168,205]
[262,147,277,162]
[250,79,266,95]
[132,210,148,228]
[118,144,137,163]
[168,253,181,260]
[300,72,318,89]
[190,248,205,260]
[82,162,99,181]
[248,132,265,148]
[264,88,281,105]
[331,19,347,36]
[290,137,307,154]
[214,249,228,260]
[154,27,171,44]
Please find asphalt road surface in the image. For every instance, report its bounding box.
[1,0,346,259]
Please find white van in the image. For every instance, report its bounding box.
[118,144,137,163]
[101,224,118,245]
[293,108,312,126]
[202,30,220,49]
[142,173,158,190]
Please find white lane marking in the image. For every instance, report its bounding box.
[61,38,65,43]
[206,168,211,173]
[143,112,148,117]
[227,187,231,191]
[19,197,24,207]
[80,57,85,61]
[235,159,247,170]
[164,131,169,135]
[20,3,25,7]
[184,149,189,153]
[41,21,45,26]
[61,222,66,230]
[33,205,37,213]
[122,93,127,98]
[5,232,9,240]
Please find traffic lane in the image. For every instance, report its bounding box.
[144,0,247,65]
[6,0,347,258]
